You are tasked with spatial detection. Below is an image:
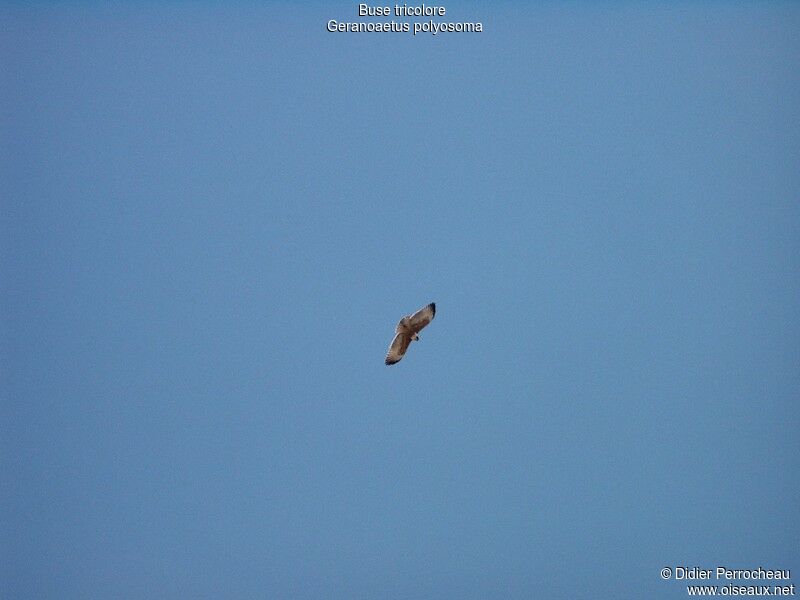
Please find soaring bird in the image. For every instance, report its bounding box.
[385,302,436,365]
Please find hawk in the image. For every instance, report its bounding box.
[385,302,436,365]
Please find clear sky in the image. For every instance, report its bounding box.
[2,3,799,599]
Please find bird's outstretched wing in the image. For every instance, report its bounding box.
[385,333,411,365]
[408,302,436,334]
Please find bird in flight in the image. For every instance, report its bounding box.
[385,302,436,365]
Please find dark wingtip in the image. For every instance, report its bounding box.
[385,358,399,366]
[429,302,436,316]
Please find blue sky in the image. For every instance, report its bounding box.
[2,3,799,598]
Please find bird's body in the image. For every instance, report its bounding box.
[385,303,436,365]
